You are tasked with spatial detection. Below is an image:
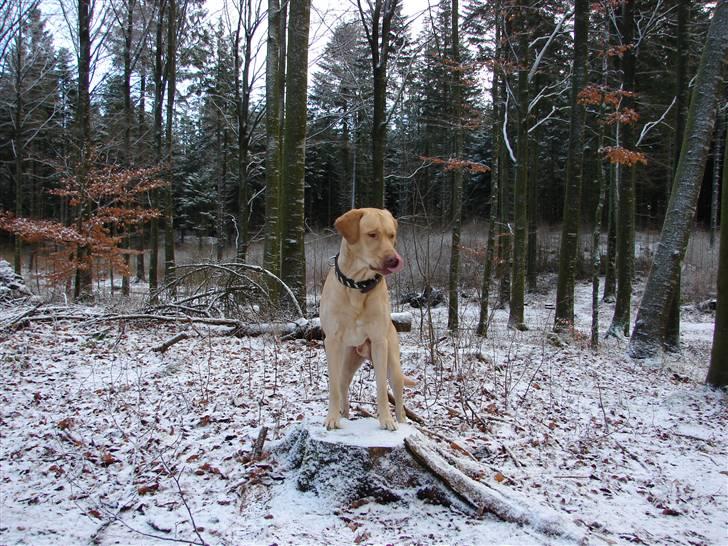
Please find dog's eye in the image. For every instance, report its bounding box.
[368,232,378,239]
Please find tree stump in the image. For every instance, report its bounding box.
[277,418,457,507]
[275,418,582,541]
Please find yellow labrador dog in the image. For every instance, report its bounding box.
[320,208,412,431]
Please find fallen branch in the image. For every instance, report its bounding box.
[404,433,581,540]
[152,332,189,353]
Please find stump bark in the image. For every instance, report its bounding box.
[277,418,454,507]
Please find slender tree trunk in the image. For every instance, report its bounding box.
[526,133,538,293]
[163,0,177,285]
[477,4,502,337]
[13,28,24,274]
[603,165,617,302]
[234,1,255,261]
[280,0,310,311]
[136,69,146,281]
[149,0,166,297]
[508,7,529,331]
[359,0,398,208]
[121,0,135,297]
[608,0,636,337]
[707,113,728,387]
[74,0,93,301]
[554,0,589,330]
[216,109,225,262]
[629,0,728,359]
[447,0,464,331]
[263,0,285,301]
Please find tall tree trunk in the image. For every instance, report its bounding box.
[280,0,310,312]
[263,0,285,301]
[608,0,636,337]
[216,109,225,262]
[447,0,464,331]
[508,6,529,331]
[629,0,728,359]
[358,0,399,208]
[477,3,502,337]
[136,68,147,281]
[13,27,24,274]
[707,113,728,387]
[526,133,538,293]
[74,0,93,301]
[121,0,135,296]
[234,0,258,261]
[663,0,691,350]
[554,0,589,330]
[163,0,177,285]
[149,0,167,297]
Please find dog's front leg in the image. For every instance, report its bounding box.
[324,337,345,430]
[371,339,397,430]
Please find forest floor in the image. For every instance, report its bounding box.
[0,280,725,546]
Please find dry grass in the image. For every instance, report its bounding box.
[2,224,719,305]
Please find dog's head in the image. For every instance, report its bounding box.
[334,208,404,275]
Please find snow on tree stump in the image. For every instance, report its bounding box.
[277,418,458,508]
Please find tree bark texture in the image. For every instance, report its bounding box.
[163,0,178,285]
[554,0,589,330]
[73,0,93,301]
[629,0,728,359]
[263,0,285,302]
[447,0,464,331]
[664,0,691,350]
[707,114,728,387]
[477,6,502,337]
[508,9,529,331]
[280,0,310,312]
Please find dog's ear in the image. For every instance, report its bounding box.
[334,209,364,244]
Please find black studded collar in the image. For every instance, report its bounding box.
[332,253,382,294]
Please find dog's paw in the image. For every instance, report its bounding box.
[396,411,408,424]
[379,415,398,431]
[324,414,342,430]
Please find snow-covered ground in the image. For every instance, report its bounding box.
[0,281,725,545]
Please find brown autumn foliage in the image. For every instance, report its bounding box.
[0,164,166,283]
[421,156,491,174]
[600,146,648,167]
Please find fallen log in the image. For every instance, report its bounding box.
[20,311,412,340]
[403,433,581,540]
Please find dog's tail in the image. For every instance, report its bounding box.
[402,374,417,388]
